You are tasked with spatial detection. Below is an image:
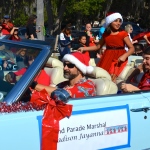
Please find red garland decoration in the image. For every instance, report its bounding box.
[0,89,73,150]
[0,101,46,113]
[30,89,73,150]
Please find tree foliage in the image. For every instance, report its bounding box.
[0,0,150,34]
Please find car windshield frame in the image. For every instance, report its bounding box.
[0,39,51,104]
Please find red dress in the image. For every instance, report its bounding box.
[97,31,128,76]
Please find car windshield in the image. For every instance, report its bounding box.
[0,41,42,102]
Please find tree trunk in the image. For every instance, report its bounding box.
[45,0,54,35]
[52,0,68,35]
[104,0,113,16]
[36,0,45,40]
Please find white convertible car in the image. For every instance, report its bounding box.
[0,39,149,150]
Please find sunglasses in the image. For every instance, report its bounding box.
[63,62,75,68]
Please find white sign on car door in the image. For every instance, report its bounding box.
[58,105,130,150]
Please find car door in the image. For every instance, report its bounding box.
[0,91,150,150]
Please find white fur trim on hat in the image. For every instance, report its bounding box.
[63,54,94,74]
[103,13,123,28]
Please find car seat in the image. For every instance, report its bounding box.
[44,57,118,95]
[89,58,100,66]
[117,56,143,83]
[44,57,67,87]
[87,66,118,95]
[116,59,144,90]
[128,55,143,67]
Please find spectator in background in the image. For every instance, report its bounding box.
[99,19,105,39]
[73,34,90,59]
[26,15,38,40]
[85,23,99,58]
[58,26,73,60]
[9,27,21,41]
[1,15,14,35]
[124,24,138,51]
[132,43,144,56]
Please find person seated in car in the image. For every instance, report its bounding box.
[1,15,14,35]
[72,34,90,59]
[32,52,96,98]
[121,46,150,92]
[58,26,73,60]
[0,52,96,102]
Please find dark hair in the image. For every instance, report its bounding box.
[85,23,91,25]
[133,43,144,52]
[62,27,71,35]
[143,46,150,55]
[78,34,86,40]
[104,19,123,34]
[26,14,37,25]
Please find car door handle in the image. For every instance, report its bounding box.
[130,107,150,113]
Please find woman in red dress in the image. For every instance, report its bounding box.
[78,12,134,82]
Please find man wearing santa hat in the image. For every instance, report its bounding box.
[32,52,96,99]
[0,52,96,101]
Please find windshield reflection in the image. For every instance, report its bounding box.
[0,43,41,102]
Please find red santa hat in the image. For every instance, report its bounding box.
[62,52,94,74]
[103,12,123,28]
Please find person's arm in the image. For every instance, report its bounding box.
[10,27,16,35]
[121,83,140,92]
[124,36,134,55]
[118,36,134,62]
[30,34,35,40]
[132,40,138,44]
[78,38,104,52]
[34,84,57,95]
[144,34,150,45]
